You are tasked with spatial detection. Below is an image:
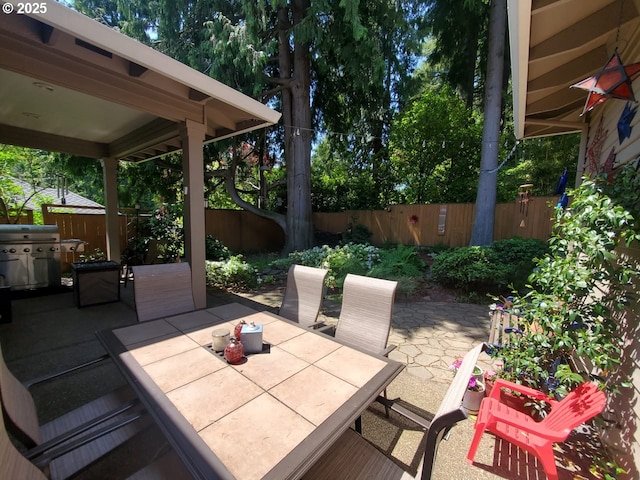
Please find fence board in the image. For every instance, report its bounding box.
[42,198,557,273]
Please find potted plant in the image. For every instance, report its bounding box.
[450,358,485,414]
[488,176,639,410]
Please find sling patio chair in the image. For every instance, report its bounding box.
[278,264,328,328]
[467,379,606,480]
[303,344,486,480]
[0,345,150,480]
[0,400,189,480]
[319,273,398,421]
[320,274,398,356]
[132,262,196,322]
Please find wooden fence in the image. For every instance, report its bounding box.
[42,204,142,272]
[38,197,559,272]
[314,196,559,248]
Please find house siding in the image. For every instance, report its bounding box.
[584,98,640,479]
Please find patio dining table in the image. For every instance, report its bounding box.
[96,303,404,480]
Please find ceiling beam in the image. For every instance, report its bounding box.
[528,46,609,91]
[530,0,638,61]
[109,118,180,159]
[0,32,204,124]
[526,88,586,115]
[0,124,109,158]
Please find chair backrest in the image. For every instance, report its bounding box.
[132,263,196,322]
[0,407,46,480]
[542,382,606,436]
[0,345,41,446]
[279,265,328,327]
[334,274,397,355]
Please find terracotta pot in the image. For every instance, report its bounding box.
[491,385,548,421]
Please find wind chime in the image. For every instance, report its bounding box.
[518,184,533,228]
[56,174,69,205]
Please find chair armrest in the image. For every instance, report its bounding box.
[25,399,142,460]
[29,408,145,469]
[382,344,397,357]
[23,354,110,389]
[489,378,553,403]
[480,398,566,442]
[375,395,431,430]
[307,320,327,330]
[316,324,335,335]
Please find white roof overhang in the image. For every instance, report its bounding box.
[0,1,281,162]
[508,0,640,139]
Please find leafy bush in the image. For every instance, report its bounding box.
[369,244,425,279]
[491,237,549,289]
[429,237,549,292]
[493,178,640,397]
[146,203,184,260]
[205,255,257,289]
[341,223,372,244]
[205,235,231,261]
[264,243,424,294]
[322,244,378,288]
[429,246,505,290]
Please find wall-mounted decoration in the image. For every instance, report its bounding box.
[571,50,640,115]
[586,117,608,174]
[617,102,637,144]
[602,147,617,182]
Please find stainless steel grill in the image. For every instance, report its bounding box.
[0,225,85,290]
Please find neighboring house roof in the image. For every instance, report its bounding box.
[10,177,105,215]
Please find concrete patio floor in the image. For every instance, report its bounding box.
[0,281,603,479]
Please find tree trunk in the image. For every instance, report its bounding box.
[469,0,506,246]
[281,0,314,253]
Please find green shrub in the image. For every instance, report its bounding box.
[341,223,372,244]
[429,246,505,290]
[491,237,549,289]
[205,255,257,289]
[269,243,426,295]
[205,235,231,261]
[368,244,425,279]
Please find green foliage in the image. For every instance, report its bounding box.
[341,223,372,245]
[78,248,107,263]
[426,0,489,107]
[604,162,640,231]
[389,86,483,204]
[497,135,580,202]
[145,204,184,261]
[430,246,504,290]
[493,178,640,396]
[205,235,231,261]
[429,237,549,292]
[368,244,426,279]
[491,237,549,289]
[205,255,257,289]
[264,243,423,295]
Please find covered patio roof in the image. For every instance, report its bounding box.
[0,0,280,162]
[0,1,281,309]
[508,0,640,139]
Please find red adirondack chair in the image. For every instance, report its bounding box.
[467,379,605,480]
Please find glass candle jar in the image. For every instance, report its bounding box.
[224,337,244,364]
